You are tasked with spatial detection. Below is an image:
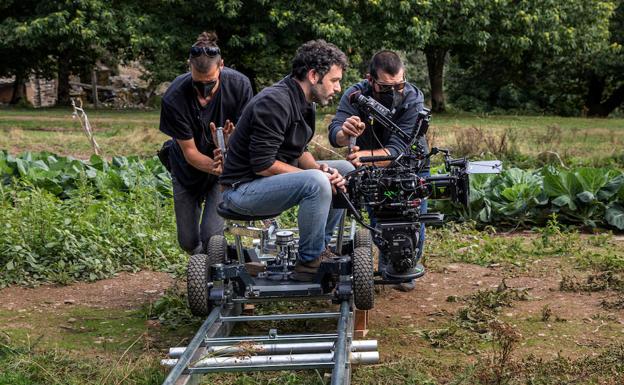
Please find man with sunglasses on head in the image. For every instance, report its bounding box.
[328,50,428,292]
[159,31,253,255]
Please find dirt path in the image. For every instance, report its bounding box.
[372,262,624,323]
[0,271,174,311]
[1,262,622,360]
[2,263,621,325]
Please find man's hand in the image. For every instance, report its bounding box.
[341,116,365,138]
[210,119,235,147]
[346,145,362,167]
[318,163,346,194]
[210,148,223,176]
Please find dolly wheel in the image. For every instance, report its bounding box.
[354,228,372,251]
[353,246,374,310]
[207,235,228,263]
[187,254,210,316]
[187,236,228,317]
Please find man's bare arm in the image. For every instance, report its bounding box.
[297,151,321,170]
[177,138,221,175]
[256,160,302,176]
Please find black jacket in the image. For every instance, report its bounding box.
[220,76,314,187]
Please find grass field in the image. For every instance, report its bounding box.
[1,225,623,384]
[1,106,623,385]
[1,107,622,167]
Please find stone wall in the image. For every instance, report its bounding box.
[25,76,57,107]
[0,76,57,107]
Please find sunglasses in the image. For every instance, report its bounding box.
[373,78,406,93]
[189,45,221,58]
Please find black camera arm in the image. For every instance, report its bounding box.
[348,91,412,144]
[348,92,432,166]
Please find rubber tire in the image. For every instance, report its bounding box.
[207,235,227,263]
[187,254,210,317]
[187,236,228,317]
[354,228,372,250]
[352,246,375,310]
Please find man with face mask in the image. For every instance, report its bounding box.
[328,50,428,291]
[159,31,253,255]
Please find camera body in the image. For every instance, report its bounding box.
[344,92,497,279]
[345,151,471,278]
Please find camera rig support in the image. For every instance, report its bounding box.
[338,91,501,280]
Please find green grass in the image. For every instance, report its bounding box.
[1,107,623,166]
[1,107,624,383]
[0,304,178,385]
[424,221,624,273]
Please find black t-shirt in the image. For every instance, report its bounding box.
[159,68,253,192]
[219,76,315,187]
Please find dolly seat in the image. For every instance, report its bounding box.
[216,202,280,221]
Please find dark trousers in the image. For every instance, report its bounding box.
[172,176,224,255]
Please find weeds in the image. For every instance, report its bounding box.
[601,295,624,310]
[520,343,624,384]
[540,305,552,322]
[536,124,563,152]
[456,280,529,333]
[143,283,201,329]
[0,182,185,287]
[453,126,511,158]
[560,271,624,293]
[419,281,528,355]
[0,335,165,385]
[475,320,522,385]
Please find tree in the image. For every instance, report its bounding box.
[0,0,56,104]
[447,0,618,116]
[0,0,138,105]
[417,0,496,112]
[128,0,359,92]
[584,0,623,117]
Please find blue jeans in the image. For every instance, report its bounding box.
[222,160,354,262]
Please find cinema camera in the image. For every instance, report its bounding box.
[339,91,501,280]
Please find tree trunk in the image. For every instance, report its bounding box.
[585,73,624,117]
[425,47,448,113]
[10,73,25,104]
[57,52,71,105]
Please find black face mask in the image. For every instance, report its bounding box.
[376,89,404,111]
[377,92,394,109]
[193,80,217,99]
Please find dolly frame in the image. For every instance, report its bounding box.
[161,211,377,385]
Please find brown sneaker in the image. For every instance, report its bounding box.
[291,248,337,281]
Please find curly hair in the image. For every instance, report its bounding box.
[291,39,348,81]
[189,31,221,73]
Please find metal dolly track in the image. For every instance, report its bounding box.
[161,300,376,385]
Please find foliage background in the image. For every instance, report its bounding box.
[1,0,622,116]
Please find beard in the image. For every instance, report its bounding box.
[310,83,331,106]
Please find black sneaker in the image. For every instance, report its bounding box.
[393,280,416,292]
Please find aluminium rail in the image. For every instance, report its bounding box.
[161,300,377,385]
